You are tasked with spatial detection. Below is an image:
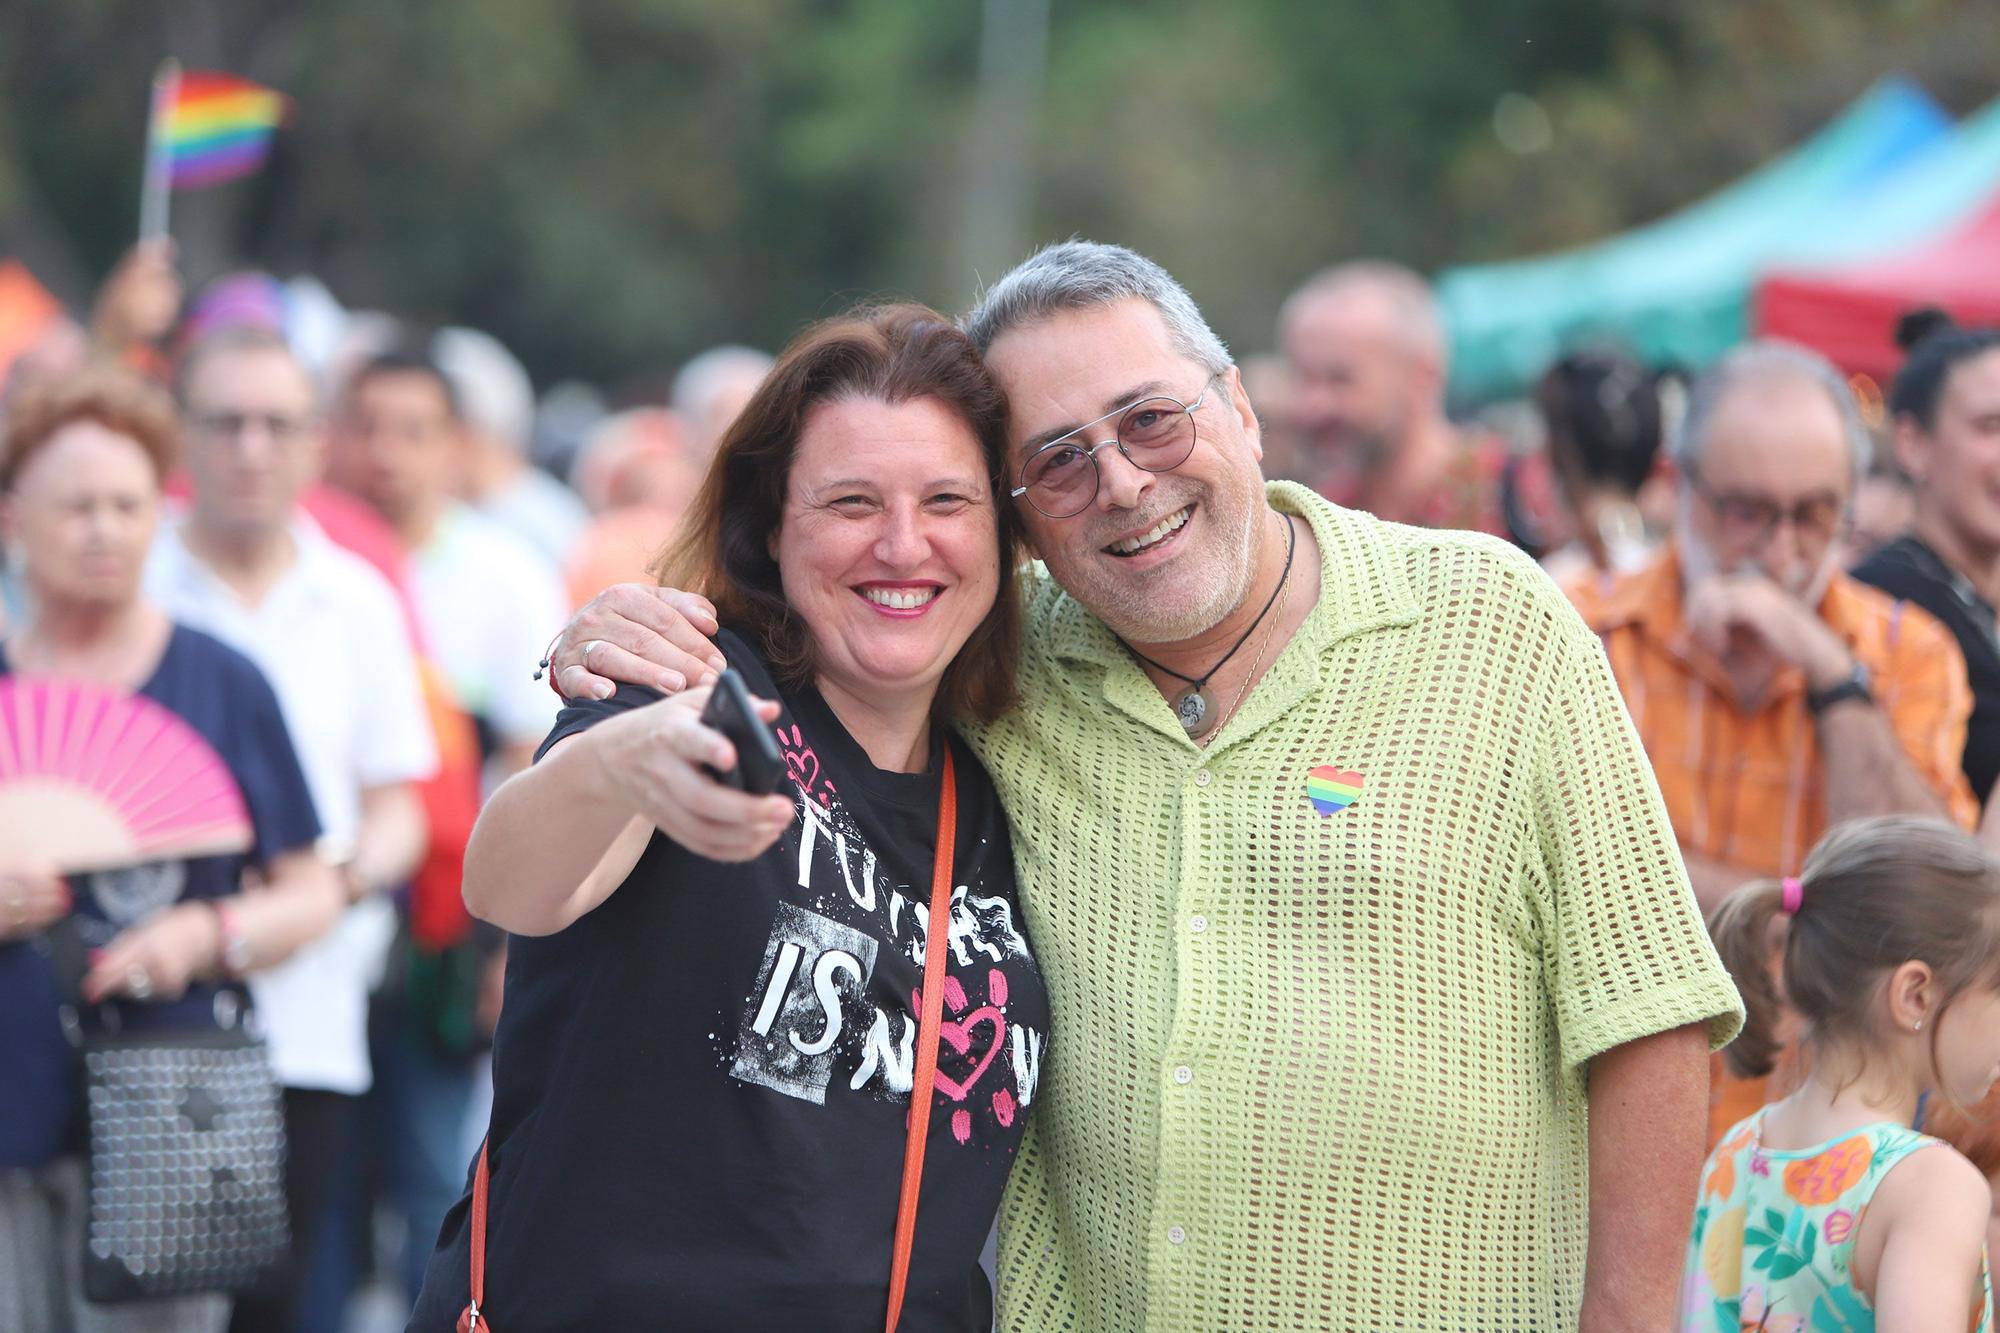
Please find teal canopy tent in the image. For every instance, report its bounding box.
[1438,78,1951,404]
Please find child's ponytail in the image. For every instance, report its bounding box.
[1706,817,2000,1100]
[1708,879,1791,1079]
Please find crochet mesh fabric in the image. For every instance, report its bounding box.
[967,482,1743,1331]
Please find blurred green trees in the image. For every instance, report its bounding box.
[2,0,1994,389]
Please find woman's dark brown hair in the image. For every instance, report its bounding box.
[1710,816,2000,1098]
[653,302,1020,722]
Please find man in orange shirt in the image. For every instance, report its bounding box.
[1564,340,1977,1137]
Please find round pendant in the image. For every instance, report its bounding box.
[1173,685,1217,738]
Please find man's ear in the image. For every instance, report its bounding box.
[1407,350,1447,424]
[1224,366,1263,463]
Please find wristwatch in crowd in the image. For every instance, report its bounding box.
[1806,661,1873,715]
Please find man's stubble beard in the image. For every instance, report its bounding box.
[1077,478,1266,648]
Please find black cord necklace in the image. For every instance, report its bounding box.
[1118,515,1297,739]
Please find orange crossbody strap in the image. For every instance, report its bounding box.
[456,752,959,1333]
[884,745,957,1333]
[456,1140,492,1332]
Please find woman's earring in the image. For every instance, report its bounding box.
[1914,1019,1924,1032]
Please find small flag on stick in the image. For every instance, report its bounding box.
[139,61,288,239]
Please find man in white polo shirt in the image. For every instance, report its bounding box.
[147,325,437,1333]
[328,346,566,781]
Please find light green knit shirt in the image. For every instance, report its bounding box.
[964,482,1744,1331]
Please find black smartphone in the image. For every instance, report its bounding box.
[699,668,787,796]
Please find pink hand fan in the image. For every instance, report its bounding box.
[0,678,253,874]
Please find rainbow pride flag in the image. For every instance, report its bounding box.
[161,71,286,189]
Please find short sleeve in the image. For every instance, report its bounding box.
[349,566,440,789]
[1529,602,1745,1069]
[533,683,664,764]
[1879,601,1978,829]
[222,653,324,864]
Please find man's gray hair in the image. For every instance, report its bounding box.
[961,240,1232,374]
[1672,340,1872,479]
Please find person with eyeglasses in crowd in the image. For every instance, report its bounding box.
[1563,340,1981,1147]
[144,326,439,1333]
[550,241,1745,1329]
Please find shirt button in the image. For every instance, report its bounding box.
[1193,769,1212,788]
[1189,914,1208,934]
[1168,1225,1188,1245]
[1172,1065,1193,1085]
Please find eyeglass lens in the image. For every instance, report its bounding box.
[1709,491,1844,543]
[193,411,311,440]
[1020,397,1198,517]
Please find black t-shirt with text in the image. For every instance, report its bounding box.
[409,629,1049,1332]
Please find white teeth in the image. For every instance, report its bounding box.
[861,586,939,610]
[1110,506,1192,555]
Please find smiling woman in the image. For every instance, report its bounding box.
[654,303,1022,731]
[410,304,1050,1333]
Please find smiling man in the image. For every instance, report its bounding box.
[550,241,1744,1329]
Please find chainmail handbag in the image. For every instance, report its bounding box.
[66,989,290,1303]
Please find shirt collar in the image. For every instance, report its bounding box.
[1581,543,1684,637]
[1042,480,1422,669]
[157,512,335,613]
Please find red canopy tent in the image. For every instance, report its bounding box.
[1755,191,2000,378]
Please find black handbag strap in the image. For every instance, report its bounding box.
[40,910,254,1042]
[42,913,93,1010]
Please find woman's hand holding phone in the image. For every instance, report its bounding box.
[591,684,795,863]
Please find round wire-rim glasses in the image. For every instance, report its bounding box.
[1010,374,1221,519]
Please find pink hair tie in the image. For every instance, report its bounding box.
[1780,877,1804,915]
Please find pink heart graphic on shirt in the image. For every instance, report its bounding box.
[783,744,821,796]
[932,1006,1004,1102]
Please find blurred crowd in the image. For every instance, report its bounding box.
[3,231,1999,1331]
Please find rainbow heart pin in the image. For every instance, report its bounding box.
[1306,765,1363,815]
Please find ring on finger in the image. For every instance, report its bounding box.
[126,967,153,1001]
[581,639,603,671]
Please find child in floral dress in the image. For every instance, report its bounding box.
[1684,817,1998,1331]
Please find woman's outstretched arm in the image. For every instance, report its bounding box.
[462,685,794,936]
